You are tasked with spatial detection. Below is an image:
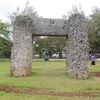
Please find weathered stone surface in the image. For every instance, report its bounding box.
[66,13,89,79]
[10,67,32,77]
[11,15,33,76]
[33,18,68,36]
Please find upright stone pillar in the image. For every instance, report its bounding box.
[66,14,89,79]
[11,15,33,76]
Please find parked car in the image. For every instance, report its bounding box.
[34,54,39,58]
[52,52,66,58]
[95,53,100,58]
[52,53,59,58]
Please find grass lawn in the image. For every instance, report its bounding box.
[0,59,100,100]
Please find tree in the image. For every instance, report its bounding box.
[88,7,100,53]
[34,36,66,58]
[0,37,12,58]
[0,20,10,39]
[0,20,12,58]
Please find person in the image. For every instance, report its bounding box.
[43,49,49,61]
[91,54,96,65]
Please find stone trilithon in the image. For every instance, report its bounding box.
[11,13,89,79]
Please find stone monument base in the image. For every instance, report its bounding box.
[10,67,32,77]
[68,69,88,79]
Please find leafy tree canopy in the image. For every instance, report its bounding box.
[34,36,66,57]
[88,7,100,53]
[0,20,10,39]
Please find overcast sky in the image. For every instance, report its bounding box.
[0,0,100,21]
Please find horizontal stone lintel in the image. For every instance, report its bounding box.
[33,18,68,36]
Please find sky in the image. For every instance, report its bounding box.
[0,0,100,21]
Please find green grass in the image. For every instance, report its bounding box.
[0,92,100,100]
[0,59,100,100]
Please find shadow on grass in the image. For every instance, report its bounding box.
[29,71,73,80]
[30,71,40,77]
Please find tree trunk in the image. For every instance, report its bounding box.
[11,15,33,76]
[66,14,89,79]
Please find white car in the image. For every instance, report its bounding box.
[52,53,59,58]
[34,54,39,58]
[52,53,66,58]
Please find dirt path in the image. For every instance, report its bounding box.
[91,72,100,77]
[0,85,99,97]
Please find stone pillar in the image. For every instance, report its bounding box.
[66,13,89,79]
[11,15,33,76]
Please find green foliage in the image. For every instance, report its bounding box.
[88,7,100,53]
[34,37,66,57]
[0,37,12,58]
[0,20,12,58]
[0,20,10,39]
